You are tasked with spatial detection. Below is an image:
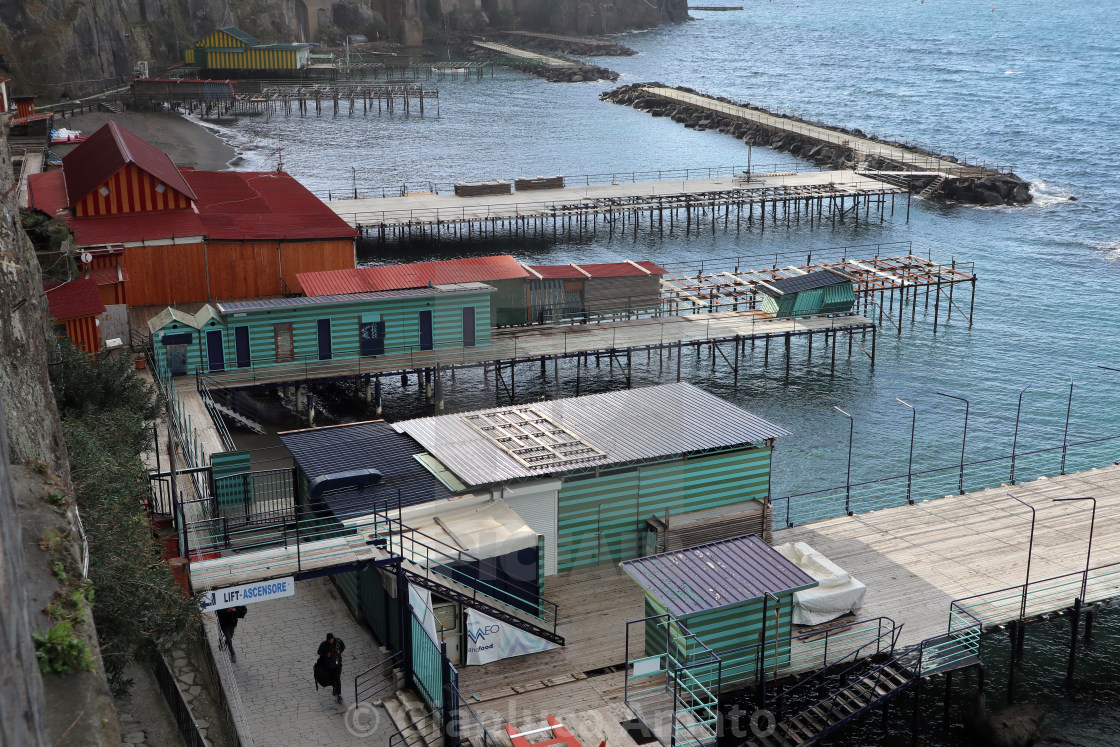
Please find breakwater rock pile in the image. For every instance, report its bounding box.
[602,82,1031,205]
[462,43,618,82]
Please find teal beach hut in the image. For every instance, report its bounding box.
[757,269,856,318]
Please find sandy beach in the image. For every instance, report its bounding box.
[51,110,237,171]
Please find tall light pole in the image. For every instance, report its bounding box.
[937,392,969,495]
[1054,496,1096,601]
[1010,383,1032,485]
[897,398,916,505]
[1061,375,1073,475]
[834,406,854,516]
[1007,493,1036,624]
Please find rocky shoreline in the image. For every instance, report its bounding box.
[602,82,1031,205]
[497,32,637,57]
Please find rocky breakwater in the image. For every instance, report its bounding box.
[498,32,637,56]
[602,82,1031,205]
[461,42,618,82]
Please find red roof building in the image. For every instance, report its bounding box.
[27,122,357,308]
[298,255,529,296]
[45,279,107,353]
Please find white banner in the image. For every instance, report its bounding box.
[408,584,439,643]
[465,608,558,665]
[201,577,295,610]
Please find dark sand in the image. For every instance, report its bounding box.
[51,110,237,170]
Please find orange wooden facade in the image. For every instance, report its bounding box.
[73,163,193,218]
[58,315,102,353]
[122,239,354,306]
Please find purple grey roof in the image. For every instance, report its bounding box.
[620,534,817,617]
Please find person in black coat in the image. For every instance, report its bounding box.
[316,632,346,701]
[216,606,247,662]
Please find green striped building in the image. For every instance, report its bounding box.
[757,269,856,318]
[148,282,493,376]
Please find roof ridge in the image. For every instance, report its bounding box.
[107,121,133,165]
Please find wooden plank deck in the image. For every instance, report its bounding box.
[773,463,1120,647]
[200,309,875,388]
[327,169,902,228]
[473,41,579,67]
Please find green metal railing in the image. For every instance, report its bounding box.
[915,604,983,675]
[410,606,444,710]
[211,468,297,527]
[625,614,721,747]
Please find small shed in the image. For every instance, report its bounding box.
[756,269,856,318]
[45,279,107,353]
[621,534,817,684]
[525,261,666,321]
[148,305,221,375]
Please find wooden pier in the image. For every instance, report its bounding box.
[472,41,579,68]
[328,168,908,245]
[130,82,437,119]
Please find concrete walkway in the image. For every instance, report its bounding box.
[207,577,393,747]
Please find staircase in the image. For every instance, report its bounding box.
[917,174,948,200]
[751,656,916,747]
[385,690,443,747]
[99,99,120,113]
[207,398,266,434]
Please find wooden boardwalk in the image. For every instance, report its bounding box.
[473,41,578,68]
[200,309,876,389]
[773,463,1120,647]
[639,86,991,176]
[327,168,904,231]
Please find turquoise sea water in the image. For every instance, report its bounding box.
[205,1,1120,741]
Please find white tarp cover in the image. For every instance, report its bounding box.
[774,541,866,626]
[395,493,540,565]
[465,607,557,665]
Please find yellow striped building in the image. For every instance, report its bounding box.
[186,27,311,72]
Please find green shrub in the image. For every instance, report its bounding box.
[34,621,94,675]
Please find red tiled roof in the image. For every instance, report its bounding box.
[62,122,197,206]
[528,260,667,279]
[45,279,106,320]
[185,170,357,240]
[299,255,528,296]
[28,168,355,247]
[9,112,54,126]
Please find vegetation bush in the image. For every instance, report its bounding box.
[51,342,200,695]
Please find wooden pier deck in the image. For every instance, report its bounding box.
[638,86,991,176]
[200,308,876,389]
[327,168,905,234]
[473,41,578,67]
[773,463,1120,647]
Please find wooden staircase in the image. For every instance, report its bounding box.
[207,398,266,435]
[917,174,948,200]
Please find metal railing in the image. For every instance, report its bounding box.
[455,684,503,747]
[914,604,982,675]
[354,651,406,705]
[410,605,445,711]
[212,468,297,528]
[196,374,235,451]
[151,654,208,747]
[388,710,441,747]
[953,559,1120,631]
[772,432,1120,529]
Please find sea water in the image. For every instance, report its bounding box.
[200,1,1120,741]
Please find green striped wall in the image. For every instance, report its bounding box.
[333,568,400,649]
[556,446,773,573]
[760,282,855,318]
[151,315,227,375]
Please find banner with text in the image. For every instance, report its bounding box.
[465,608,557,665]
[201,577,295,610]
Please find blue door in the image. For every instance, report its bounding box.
[235,326,251,368]
[360,320,385,357]
[167,345,188,375]
[419,310,434,351]
[206,330,225,372]
[462,307,475,347]
[317,319,332,360]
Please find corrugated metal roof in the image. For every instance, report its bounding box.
[758,270,852,297]
[299,255,529,296]
[394,382,790,487]
[526,260,668,280]
[217,283,493,313]
[44,279,106,320]
[279,420,455,515]
[62,122,197,207]
[216,26,259,45]
[620,534,817,617]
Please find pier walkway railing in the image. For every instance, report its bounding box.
[772,432,1120,529]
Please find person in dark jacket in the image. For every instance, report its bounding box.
[216,606,247,662]
[316,632,346,701]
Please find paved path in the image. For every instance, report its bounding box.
[206,577,393,747]
[641,86,990,175]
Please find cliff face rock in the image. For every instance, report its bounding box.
[512,0,687,35]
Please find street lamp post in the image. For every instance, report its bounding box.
[1061,375,1073,475]
[1054,496,1096,601]
[1010,383,1032,485]
[834,406,854,516]
[937,392,969,494]
[897,398,916,505]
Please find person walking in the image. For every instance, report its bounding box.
[316,632,346,702]
[216,605,247,663]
